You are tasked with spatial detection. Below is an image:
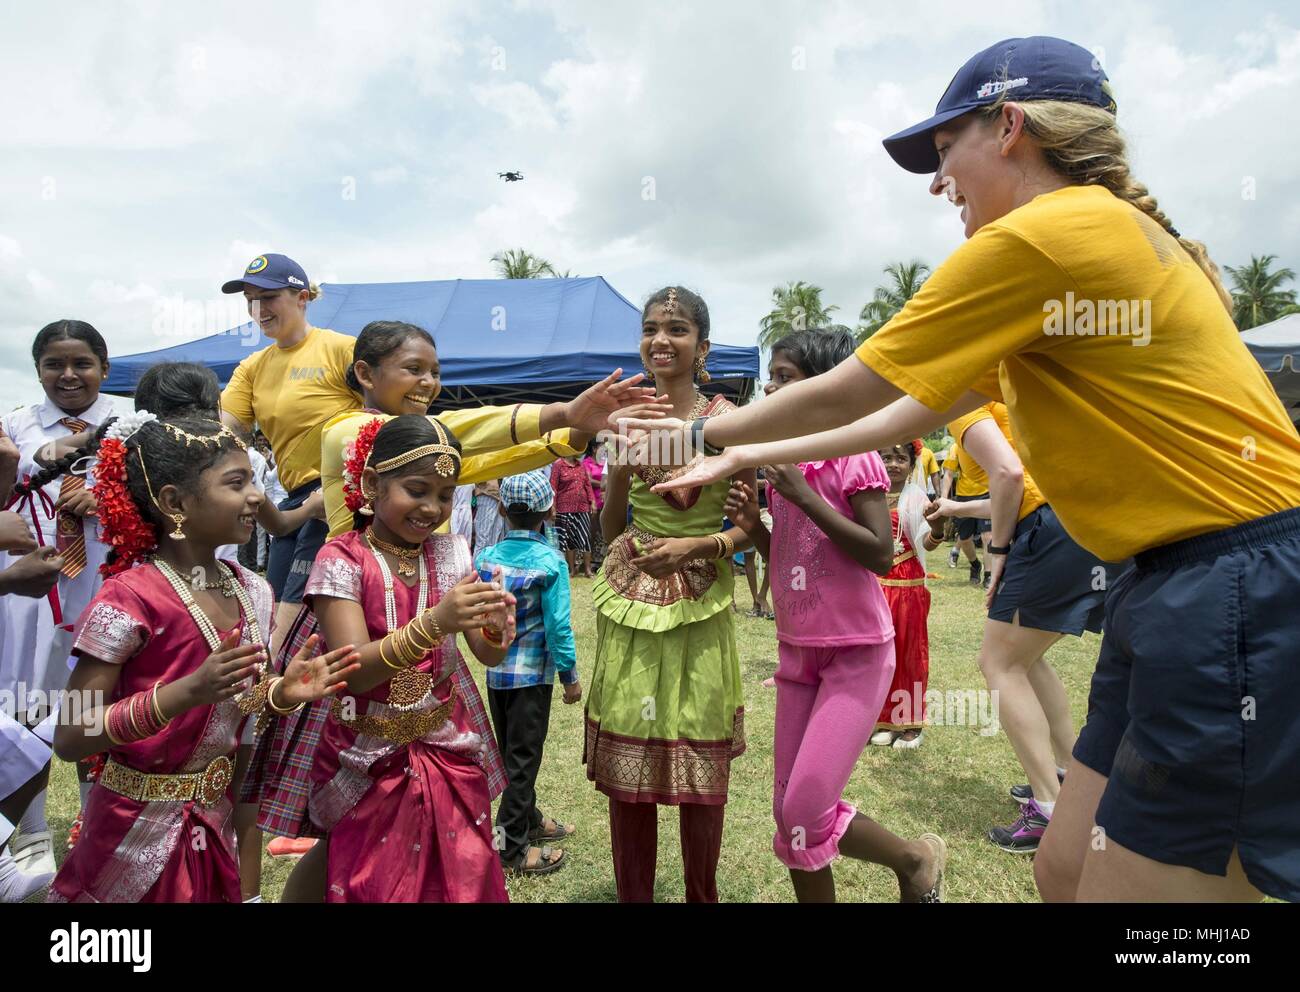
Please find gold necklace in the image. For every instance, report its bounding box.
[366,533,432,711]
[366,530,422,578]
[153,557,269,715]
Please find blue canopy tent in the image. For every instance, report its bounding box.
[103,276,759,408]
[1243,313,1300,425]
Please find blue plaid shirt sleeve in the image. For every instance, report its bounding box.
[541,558,578,682]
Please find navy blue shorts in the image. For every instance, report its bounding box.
[265,480,329,605]
[988,504,1113,635]
[953,493,991,541]
[1073,506,1300,901]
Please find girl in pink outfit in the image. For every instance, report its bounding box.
[725,329,946,903]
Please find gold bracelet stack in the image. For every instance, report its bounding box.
[380,610,446,670]
[709,532,736,560]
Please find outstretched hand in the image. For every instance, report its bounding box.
[279,635,362,707]
[566,369,670,435]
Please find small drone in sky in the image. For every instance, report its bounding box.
[498,171,525,182]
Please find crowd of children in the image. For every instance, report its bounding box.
[4,34,1299,907]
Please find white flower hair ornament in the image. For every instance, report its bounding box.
[105,409,158,443]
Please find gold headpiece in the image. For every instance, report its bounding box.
[369,418,460,478]
[135,420,249,532]
[663,287,679,315]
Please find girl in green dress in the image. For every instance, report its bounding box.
[584,286,756,903]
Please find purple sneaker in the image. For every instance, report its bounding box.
[987,798,1049,853]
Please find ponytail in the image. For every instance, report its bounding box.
[978,98,1233,313]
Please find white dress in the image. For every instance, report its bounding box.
[0,394,115,719]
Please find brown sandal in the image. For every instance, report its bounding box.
[507,845,566,877]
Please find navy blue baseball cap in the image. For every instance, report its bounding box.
[221,253,311,294]
[882,36,1116,174]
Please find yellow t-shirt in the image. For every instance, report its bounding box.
[918,445,939,478]
[221,327,360,493]
[949,435,989,497]
[320,405,580,538]
[948,403,1047,521]
[857,184,1300,560]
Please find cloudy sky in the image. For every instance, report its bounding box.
[3,0,1298,413]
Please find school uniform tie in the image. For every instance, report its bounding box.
[56,417,90,579]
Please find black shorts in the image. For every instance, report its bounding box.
[987,504,1115,635]
[265,480,329,605]
[953,493,991,541]
[1072,506,1300,901]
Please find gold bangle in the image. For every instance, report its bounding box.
[267,676,305,716]
[719,533,735,558]
[405,616,440,653]
[392,625,424,667]
[151,681,169,725]
[126,694,144,740]
[480,626,505,646]
[419,611,446,645]
[378,635,407,671]
[105,702,123,746]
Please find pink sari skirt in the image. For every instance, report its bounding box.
[50,782,240,904]
[325,742,508,904]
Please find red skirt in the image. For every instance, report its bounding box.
[325,743,508,903]
[875,559,930,730]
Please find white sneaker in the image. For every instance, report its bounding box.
[870,730,898,746]
[893,731,924,750]
[10,830,56,876]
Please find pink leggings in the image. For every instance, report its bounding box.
[772,639,896,870]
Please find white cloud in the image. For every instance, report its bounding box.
[1,0,1298,418]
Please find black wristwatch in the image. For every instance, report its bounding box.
[987,544,1011,556]
[690,417,725,457]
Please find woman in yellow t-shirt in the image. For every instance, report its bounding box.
[927,402,1110,854]
[631,38,1300,904]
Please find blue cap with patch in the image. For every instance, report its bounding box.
[222,253,311,294]
[500,470,555,514]
[882,36,1116,175]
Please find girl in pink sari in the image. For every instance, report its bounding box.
[306,414,518,902]
[48,414,358,903]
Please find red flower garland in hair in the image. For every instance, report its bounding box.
[342,417,386,512]
[912,439,924,457]
[92,437,159,576]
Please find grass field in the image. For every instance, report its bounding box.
[44,560,1103,903]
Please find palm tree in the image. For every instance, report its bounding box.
[857,260,931,341]
[759,281,839,349]
[1224,254,1297,330]
[491,248,558,279]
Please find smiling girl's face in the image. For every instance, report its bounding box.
[38,338,107,417]
[365,462,459,546]
[641,303,707,383]
[354,337,441,416]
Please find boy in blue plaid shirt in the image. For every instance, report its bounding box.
[475,471,581,877]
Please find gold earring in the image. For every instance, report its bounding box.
[694,354,711,383]
[359,482,376,516]
[168,514,187,540]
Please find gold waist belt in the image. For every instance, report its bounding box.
[880,577,926,588]
[99,754,234,809]
[330,687,457,747]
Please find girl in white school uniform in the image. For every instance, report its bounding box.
[0,320,116,896]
